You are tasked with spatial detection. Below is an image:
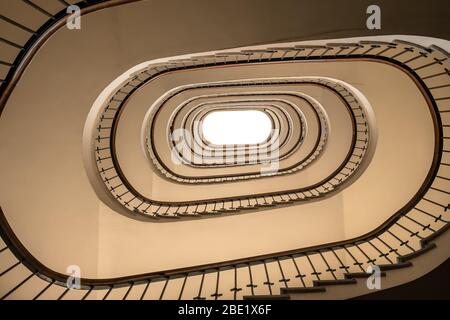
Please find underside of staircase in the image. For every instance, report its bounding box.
[0,0,449,301]
[244,225,450,300]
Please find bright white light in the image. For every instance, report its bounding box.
[202,110,272,145]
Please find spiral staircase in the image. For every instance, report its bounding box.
[0,0,449,300]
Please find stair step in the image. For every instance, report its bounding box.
[198,211,220,215]
[215,209,232,213]
[420,223,450,246]
[243,294,290,300]
[157,214,180,219]
[378,261,412,271]
[344,271,386,279]
[242,205,262,210]
[179,213,203,218]
[398,243,437,262]
[280,286,326,294]
[313,279,357,287]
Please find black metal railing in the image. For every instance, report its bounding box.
[0,206,448,299]
[93,75,371,218]
[0,0,141,113]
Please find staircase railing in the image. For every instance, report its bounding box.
[0,0,141,114]
[0,0,449,300]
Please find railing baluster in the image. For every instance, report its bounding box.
[429,186,450,195]
[386,229,415,252]
[193,271,206,300]
[318,251,337,280]
[33,280,54,300]
[390,47,413,60]
[178,275,187,300]
[247,264,257,295]
[81,286,93,300]
[102,285,113,300]
[140,280,151,300]
[414,59,444,71]
[0,260,21,277]
[159,278,169,300]
[0,36,23,49]
[355,243,377,264]
[0,15,35,34]
[414,207,448,223]
[57,287,70,300]
[290,256,306,287]
[330,248,350,273]
[230,266,241,300]
[211,269,222,300]
[1,272,35,300]
[123,282,134,300]
[368,240,393,264]
[21,0,54,18]
[343,246,365,272]
[262,261,273,294]
[403,52,427,64]
[395,221,424,239]
[422,71,449,80]
[429,84,450,90]
[305,253,321,280]
[423,197,449,209]
[276,258,290,287]
[56,0,70,7]
[375,236,400,257]
[404,215,435,232]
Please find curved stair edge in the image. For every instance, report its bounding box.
[244,225,450,300]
